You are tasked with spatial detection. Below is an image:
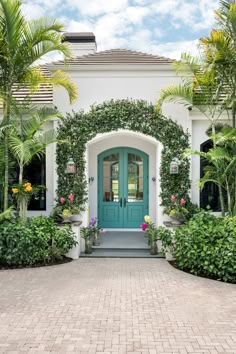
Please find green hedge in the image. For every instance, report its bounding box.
[173,212,236,283]
[56,99,191,209]
[0,217,76,266]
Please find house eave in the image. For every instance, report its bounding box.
[45,63,174,72]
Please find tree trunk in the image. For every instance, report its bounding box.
[218,185,225,217]
[212,122,226,216]
[225,179,231,216]
[232,106,236,129]
[3,93,10,211]
[19,163,23,184]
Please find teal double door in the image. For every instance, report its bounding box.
[98,147,149,228]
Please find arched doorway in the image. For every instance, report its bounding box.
[98,147,148,228]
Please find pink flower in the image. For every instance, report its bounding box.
[141,222,148,231]
[99,228,105,233]
[180,198,185,206]
[60,197,65,204]
[68,193,74,203]
[170,195,175,202]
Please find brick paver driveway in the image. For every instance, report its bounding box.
[0,259,235,354]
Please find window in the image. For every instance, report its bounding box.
[23,155,46,210]
[200,140,221,211]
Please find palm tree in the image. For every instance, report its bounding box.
[155,53,226,139]
[200,0,236,127]
[9,106,63,184]
[3,105,65,219]
[0,0,78,210]
[188,127,236,216]
[155,53,228,215]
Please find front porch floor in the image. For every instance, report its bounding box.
[81,231,163,258]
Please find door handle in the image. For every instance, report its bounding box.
[120,198,122,207]
[124,198,126,207]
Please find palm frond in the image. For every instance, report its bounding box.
[155,85,193,112]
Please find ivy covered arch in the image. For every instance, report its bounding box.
[56,99,191,209]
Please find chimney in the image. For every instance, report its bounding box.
[63,32,97,57]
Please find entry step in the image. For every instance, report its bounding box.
[80,248,164,258]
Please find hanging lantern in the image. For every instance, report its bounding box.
[66,157,76,174]
[169,158,179,174]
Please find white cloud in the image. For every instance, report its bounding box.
[21,0,220,61]
[68,0,129,16]
[154,39,200,59]
[125,6,151,24]
[21,3,46,19]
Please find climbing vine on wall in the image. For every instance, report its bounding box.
[56,99,191,209]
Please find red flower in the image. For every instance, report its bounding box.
[60,197,65,204]
[140,222,148,231]
[170,195,175,202]
[180,198,185,206]
[68,193,74,203]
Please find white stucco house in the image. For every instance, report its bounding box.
[24,32,225,229]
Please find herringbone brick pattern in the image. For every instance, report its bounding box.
[0,259,235,353]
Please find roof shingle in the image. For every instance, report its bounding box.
[51,48,174,66]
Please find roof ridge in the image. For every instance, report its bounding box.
[48,48,174,66]
[76,48,174,61]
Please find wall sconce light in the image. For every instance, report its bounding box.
[66,157,76,174]
[89,177,95,183]
[169,158,179,174]
[152,177,156,182]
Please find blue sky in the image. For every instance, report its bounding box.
[22,0,219,60]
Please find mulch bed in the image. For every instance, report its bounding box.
[0,256,72,270]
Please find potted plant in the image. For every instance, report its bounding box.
[70,206,81,222]
[164,195,188,224]
[80,226,93,254]
[141,216,158,255]
[57,194,82,223]
[88,217,104,246]
[157,226,175,260]
[61,209,72,223]
[12,181,45,221]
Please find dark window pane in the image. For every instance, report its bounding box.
[23,155,46,211]
[200,140,224,212]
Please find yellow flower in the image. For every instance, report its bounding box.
[12,188,19,194]
[24,186,32,192]
[23,182,31,187]
[144,215,151,223]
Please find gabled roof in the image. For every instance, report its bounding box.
[50,48,174,66]
[8,49,173,104]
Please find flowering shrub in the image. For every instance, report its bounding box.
[164,195,189,219]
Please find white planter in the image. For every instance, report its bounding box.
[70,214,81,222]
[66,223,81,259]
[165,250,175,261]
[157,240,162,253]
